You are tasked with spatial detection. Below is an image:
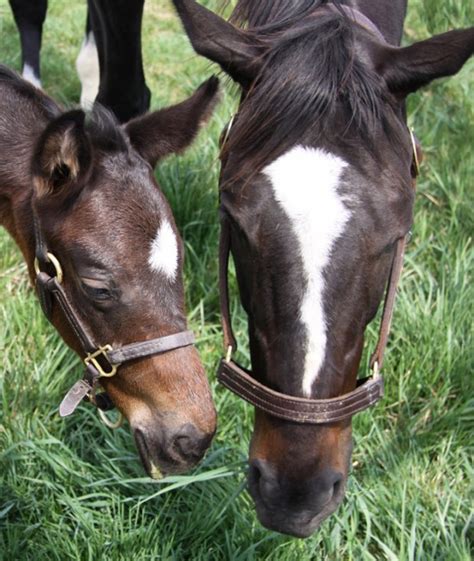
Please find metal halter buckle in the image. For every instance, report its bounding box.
[84,345,120,378]
[34,252,64,283]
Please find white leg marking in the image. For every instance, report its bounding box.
[22,64,41,89]
[264,146,351,397]
[148,221,179,280]
[76,31,100,109]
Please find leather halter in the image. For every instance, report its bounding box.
[32,211,195,427]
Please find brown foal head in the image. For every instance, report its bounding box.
[1,67,219,476]
[173,0,474,535]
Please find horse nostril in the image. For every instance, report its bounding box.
[332,474,343,499]
[250,459,276,482]
[173,435,194,457]
[170,424,212,462]
[249,459,280,508]
[323,471,343,504]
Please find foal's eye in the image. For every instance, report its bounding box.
[81,280,114,302]
[89,287,112,300]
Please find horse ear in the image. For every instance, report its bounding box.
[126,76,219,167]
[33,110,92,199]
[380,28,474,98]
[172,0,262,86]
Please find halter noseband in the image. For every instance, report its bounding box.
[33,212,195,428]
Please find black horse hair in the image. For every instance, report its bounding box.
[222,0,397,173]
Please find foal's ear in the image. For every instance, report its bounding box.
[379,28,474,98]
[32,110,92,199]
[126,76,219,167]
[172,0,262,86]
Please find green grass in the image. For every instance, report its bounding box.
[0,0,473,559]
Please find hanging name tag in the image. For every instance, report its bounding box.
[59,380,92,417]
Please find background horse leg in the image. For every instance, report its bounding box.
[88,0,150,123]
[76,12,100,109]
[8,0,48,88]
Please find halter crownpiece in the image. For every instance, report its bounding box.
[33,211,195,428]
[217,121,420,422]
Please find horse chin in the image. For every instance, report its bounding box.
[254,495,345,538]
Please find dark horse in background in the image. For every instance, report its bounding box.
[173,0,474,537]
[8,0,149,122]
[0,65,219,477]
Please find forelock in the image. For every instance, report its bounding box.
[85,104,129,153]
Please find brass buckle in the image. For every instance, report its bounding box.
[34,252,64,283]
[84,345,119,378]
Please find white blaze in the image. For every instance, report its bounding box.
[148,221,178,280]
[264,145,351,397]
[76,31,100,109]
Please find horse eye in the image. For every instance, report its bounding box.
[90,287,112,300]
[81,281,113,301]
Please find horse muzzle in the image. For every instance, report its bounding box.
[134,422,214,478]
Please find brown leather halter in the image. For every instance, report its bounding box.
[216,5,422,423]
[33,211,195,427]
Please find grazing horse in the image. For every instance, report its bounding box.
[173,0,474,536]
[0,65,219,477]
[8,0,150,122]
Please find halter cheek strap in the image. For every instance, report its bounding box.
[33,212,195,426]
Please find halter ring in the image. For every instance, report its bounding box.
[34,252,64,284]
[98,408,124,430]
[372,360,381,379]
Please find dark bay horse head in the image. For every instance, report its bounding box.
[0,66,219,477]
[173,0,474,536]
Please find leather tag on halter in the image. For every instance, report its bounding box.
[59,379,92,417]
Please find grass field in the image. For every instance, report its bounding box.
[0,0,473,559]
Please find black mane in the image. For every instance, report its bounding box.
[230,0,330,29]
[223,1,396,174]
